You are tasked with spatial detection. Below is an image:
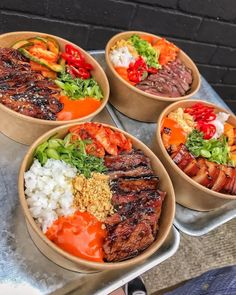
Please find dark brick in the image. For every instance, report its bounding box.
[196,19,236,47]
[168,37,216,64]
[131,6,202,39]
[87,27,121,50]
[125,0,178,9]
[211,47,236,67]
[212,84,236,102]
[47,0,135,29]
[179,0,236,22]
[223,69,236,85]
[197,64,227,83]
[0,0,47,16]
[0,11,89,48]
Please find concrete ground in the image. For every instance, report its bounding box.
[142,218,236,294]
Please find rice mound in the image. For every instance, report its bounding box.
[24,159,77,233]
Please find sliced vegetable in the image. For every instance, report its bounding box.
[46,36,60,55]
[19,48,63,72]
[69,123,132,156]
[61,44,93,79]
[55,72,103,100]
[186,129,231,165]
[29,46,58,62]
[185,103,217,139]
[12,40,33,50]
[153,38,179,65]
[27,37,48,49]
[114,67,135,85]
[34,134,106,178]
[128,34,161,69]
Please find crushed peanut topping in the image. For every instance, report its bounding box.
[73,173,113,221]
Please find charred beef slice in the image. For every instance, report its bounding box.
[0,48,62,120]
[136,58,193,97]
[103,149,166,262]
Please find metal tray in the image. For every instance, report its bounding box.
[0,106,180,295]
[90,51,236,237]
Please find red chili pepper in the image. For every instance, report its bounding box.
[147,67,158,74]
[62,44,93,77]
[127,57,148,83]
[69,65,90,79]
[185,103,217,139]
[65,44,84,60]
[184,103,216,122]
[197,121,216,139]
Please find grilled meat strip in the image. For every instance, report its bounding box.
[136,58,193,98]
[103,149,166,262]
[170,144,236,194]
[104,149,151,171]
[113,176,159,193]
[0,48,62,120]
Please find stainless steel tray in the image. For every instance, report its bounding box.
[0,106,180,295]
[90,51,236,237]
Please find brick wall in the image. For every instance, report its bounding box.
[0,0,235,112]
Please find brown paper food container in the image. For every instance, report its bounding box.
[18,122,175,272]
[0,31,109,145]
[154,99,236,211]
[105,31,201,122]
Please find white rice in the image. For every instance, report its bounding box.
[110,46,135,67]
[24,159,77,233]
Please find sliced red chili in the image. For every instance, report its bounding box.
[197,122,216,139]
[69,65,90,79]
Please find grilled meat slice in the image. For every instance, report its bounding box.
[136,58,192,97]
[112,189,164,206]
[107,165,154,180]
[104,149,150,171]
[103,218,154,262]
[169,144,236,194]
[0,48,62,120]
[113,176,159,193]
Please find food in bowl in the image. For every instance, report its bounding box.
[24,122,167,262]
[161,102,236,194]
[109,34,193,97]
[0,36,103,121]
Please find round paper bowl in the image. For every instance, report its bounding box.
[0,31,109,145]
[155,99,236,211]
[105,31,201,123]
[18,122,175,272]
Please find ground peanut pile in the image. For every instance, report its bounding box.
[73,173,113,221]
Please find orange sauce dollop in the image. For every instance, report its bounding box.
[46,211,107,262]
[161,117,187,146]
[57,96,102,120]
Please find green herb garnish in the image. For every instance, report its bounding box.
[186,129,232,165]
[128,34,161,69]
[55,72,103,100]
[34,133,106,177]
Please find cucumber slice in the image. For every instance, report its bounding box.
[12,40,32,49]
[19,48,64,72]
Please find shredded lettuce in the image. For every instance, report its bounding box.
[186,129,232,165]
[55,72,103,100]
[128,34,161,69]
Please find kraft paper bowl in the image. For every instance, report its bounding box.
[0,31,109,145]
[105,31,200,122]
[19,122,175,272]
[155,99,236,211]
